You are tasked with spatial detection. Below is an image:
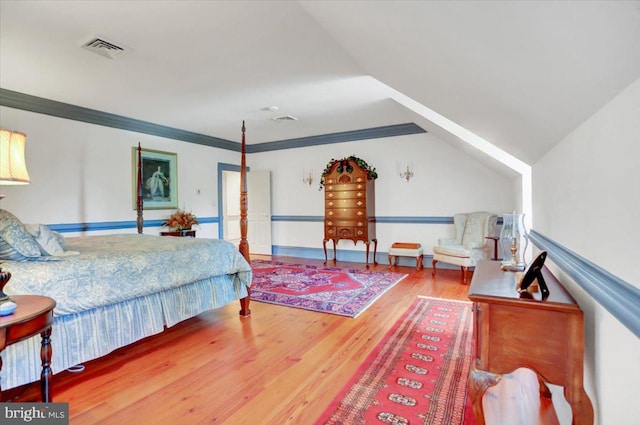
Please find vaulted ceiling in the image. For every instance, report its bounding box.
[1,1,639,166]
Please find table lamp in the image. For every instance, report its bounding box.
[1,129,30,195]
[0,128,31,303]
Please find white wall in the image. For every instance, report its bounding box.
[533,77,640,424]
[4,79,637,423]
[1,106,517,257]
[249,132,516,256]
[0,106,241,238]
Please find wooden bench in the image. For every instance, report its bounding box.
[388,242,424,270]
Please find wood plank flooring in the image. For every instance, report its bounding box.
[5,256,556,424]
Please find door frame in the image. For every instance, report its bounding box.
[217,162,247,240]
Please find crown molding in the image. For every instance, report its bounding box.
[1,88,426,152]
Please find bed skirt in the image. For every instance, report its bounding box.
[1,274,248,390]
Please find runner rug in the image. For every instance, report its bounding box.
[249,260,407,317]
[315,296,476,425]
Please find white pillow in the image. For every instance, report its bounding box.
[25,224,65,256]
[0,209,41,260]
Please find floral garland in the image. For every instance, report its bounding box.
[319,155,378,190]
[163,209,199,231]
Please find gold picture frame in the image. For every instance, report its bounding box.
[132,147,178,210]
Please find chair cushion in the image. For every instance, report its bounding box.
[433,244,470,258]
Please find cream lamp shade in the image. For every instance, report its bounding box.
[0,129,30,185]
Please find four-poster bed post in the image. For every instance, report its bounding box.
[136,143,143,234]
[238,120,251,317]
[134,123,251,317]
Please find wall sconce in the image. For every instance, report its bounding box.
[0,129,31,199]
[399,164,414,182]
[302,169,313,186]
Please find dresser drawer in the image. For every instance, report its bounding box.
[325,183,367,192]
[325,219,367,227]
[326,198,366,208]
[325,226,367,239]
[324,176,367,185]
[325,226,350,238]
[325,190,366,200]
[326,208,367,219]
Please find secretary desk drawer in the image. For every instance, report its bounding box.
[325,183,366,192]
[325,219,367,227]
[324,177,366,185]
[325,190,366,200]
[326,208,366,218]
[325,226,367,239]
[326,199,365,208]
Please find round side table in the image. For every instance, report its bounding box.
[0,295,56,402]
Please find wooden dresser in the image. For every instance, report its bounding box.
[468,261,593,425]
[322,158,377,265]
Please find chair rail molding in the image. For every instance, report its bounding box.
[48,217,218,233]
[529,229,640,339]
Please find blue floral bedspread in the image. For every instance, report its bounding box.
[3,234,252,315]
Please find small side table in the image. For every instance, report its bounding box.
[485,236,499,261]
[0,295,56,402]
[160,230,196,237]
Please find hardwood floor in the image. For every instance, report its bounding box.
[5,256,553,424]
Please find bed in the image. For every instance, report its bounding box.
[0,122,253,391]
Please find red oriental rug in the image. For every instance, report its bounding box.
[315,297,476,425]
[249,260,407,317]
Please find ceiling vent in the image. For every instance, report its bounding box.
[271,115,298,122]
[82,37,129,59]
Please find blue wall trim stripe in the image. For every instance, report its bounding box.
[46,215,502,233]
[272,215,456,224]
[48,217,219,233]
[272,216,324,222]
[46,215,458,232]
[271,216,503,224]
[376,216,453,224]
[247,123,426,153]
[529,229,640,339]
[1,89,426,152]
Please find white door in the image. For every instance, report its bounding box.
[222,170,241,245]
[222,169,272,255]
[247,170,272,255]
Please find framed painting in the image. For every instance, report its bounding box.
[132,147,178,210]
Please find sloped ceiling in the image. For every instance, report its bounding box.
[1,1,639,166]
[301,1,640,164]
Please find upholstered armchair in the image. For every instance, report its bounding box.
[432,212,498,284]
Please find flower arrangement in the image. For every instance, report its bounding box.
[163,209,199,231]
[319,155,378,190]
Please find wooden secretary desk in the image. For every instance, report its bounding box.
[468,261,593,425]
[322,158,377,265]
